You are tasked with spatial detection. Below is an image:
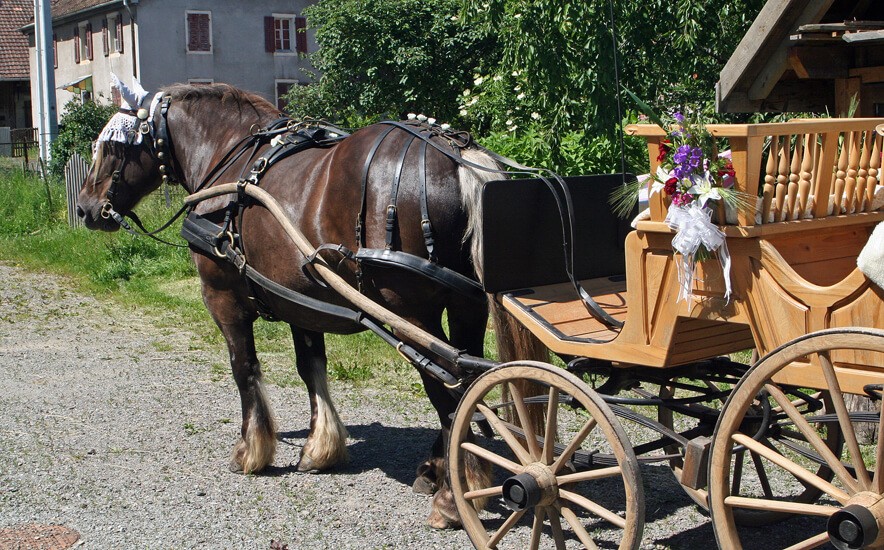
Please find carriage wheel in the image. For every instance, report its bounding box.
[449,361,644,549]
[657,365,842,525]
[709,328,884,549]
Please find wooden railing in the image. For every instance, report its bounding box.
[626,118,884,229]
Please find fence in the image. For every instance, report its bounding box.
[11,128,38,158]
[64,153,88,228]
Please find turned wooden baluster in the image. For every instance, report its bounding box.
[776,136,789,221]
[787,133,801,220]
[797,133,813,219]
[833,132,849,215]
[856,130,871,212]
[762,138,777,224]
[868,133,881,212]
[845,131,859,213]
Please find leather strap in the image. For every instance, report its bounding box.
[357,125,397,248]
[355,248,484,302]
[385,136,417,248]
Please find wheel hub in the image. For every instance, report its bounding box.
[502,462,558,511]
[827,492,884,550]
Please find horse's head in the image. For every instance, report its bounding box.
[77,75,165,231]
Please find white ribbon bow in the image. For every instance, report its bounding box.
[665,202,732,303]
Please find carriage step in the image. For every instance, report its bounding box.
[680,436,711,491]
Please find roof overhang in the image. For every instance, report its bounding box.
[20,0,127,35]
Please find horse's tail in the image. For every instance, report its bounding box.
[458,148,549,437]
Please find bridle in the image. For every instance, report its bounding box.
[96,92,188,245]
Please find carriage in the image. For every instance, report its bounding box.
[77,80,884,549]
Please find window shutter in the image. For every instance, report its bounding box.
[295,17,307,54]
[74,29,80,63]
[116,13,124,53]
[264,16,275,52]
[102,19,108,56]
[199,14,210,51]
[86,23,93,60]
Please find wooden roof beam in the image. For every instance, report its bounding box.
[788,45,850,79]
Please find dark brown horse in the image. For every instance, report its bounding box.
[76,82,504,528]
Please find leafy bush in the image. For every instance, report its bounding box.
[48,98,117,180]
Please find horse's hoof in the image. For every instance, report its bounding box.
[412,476,437,495]
[426,508,460,530]
[296,455,319,473]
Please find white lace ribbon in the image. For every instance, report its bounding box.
[665,203,732,303]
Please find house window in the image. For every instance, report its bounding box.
[265,15,307,54]
[275,80,297,111]
[104,13,123,55]
[186,11,212,53]
[75,22,92,62]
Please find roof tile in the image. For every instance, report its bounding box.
[0,0,32,79]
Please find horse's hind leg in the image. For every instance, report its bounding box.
[291,328,349,472]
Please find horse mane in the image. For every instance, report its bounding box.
[160,82,281,121]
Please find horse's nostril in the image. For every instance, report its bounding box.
[76,205,85,218]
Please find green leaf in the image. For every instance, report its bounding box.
[622,86,664,128]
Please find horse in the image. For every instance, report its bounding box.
[75,80,520,528]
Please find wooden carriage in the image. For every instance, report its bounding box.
[446,117,884,549]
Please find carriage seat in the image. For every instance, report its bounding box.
[480,174,635,343]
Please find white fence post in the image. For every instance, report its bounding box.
[64,153,89,228]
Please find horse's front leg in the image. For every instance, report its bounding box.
[197,256,277,474]
[291,328,349,472]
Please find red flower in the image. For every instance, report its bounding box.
[664,176,678,196]
[717,160,735,179]
[656,139,671,163]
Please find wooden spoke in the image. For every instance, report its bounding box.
[559,489,627,528]
[543,387,560,465]
[557,466,622,486]
[529,507,545,550]
[508,382,542,460]
[461,441,522,474]
[464,485,503,502]
[724,495,837,516]
[749,449,775,499]
[817,351,873,489]
[551,417,597,474]
[560,505,600,550]
[547,507,566,550]
[782,531,832,550]
[764,383,860,494]
[477,403,532,466]
[487,508,526,549]
[732,433,850,503]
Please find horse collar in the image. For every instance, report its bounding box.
[154,95,180,186]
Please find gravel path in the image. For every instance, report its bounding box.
[0,263,798,549]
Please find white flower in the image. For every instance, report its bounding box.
[427,117,436,125]
[687,173,721,207]
[468,97,478,106]
[407,113,417,120]
[511,70,520,77]
[473,76,485,86]
[514,13,521,18]
[417,114,428,122]
[440,123,450,130]
[508,125,518,132]
[505,119,513,126]
[531,112,541,120]
[459,109,468,116]
[462,89,471,96]
[517,93,526,100]
[514,85,522,91]
[492,75,502,81]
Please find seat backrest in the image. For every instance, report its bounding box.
[480,174,635,293]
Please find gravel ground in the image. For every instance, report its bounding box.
[0,263,807,549]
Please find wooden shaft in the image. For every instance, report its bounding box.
[186,183,462,363]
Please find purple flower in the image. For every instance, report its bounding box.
[673,112,684,123]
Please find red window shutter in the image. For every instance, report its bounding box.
[86,23,93,60]
[53,33,57,68]
[187,14,198,51]
[264,16,275,52]
[116,13,124,53]
[295,17,307,54]
[74,29,80,63]
[102,19,109,56]
[200,14,210,50]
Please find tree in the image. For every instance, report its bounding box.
[286,0,496,127]
[48,98,117,180]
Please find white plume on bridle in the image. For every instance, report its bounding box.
[96,73,155,146]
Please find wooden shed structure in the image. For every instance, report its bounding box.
[717,0,884,116]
